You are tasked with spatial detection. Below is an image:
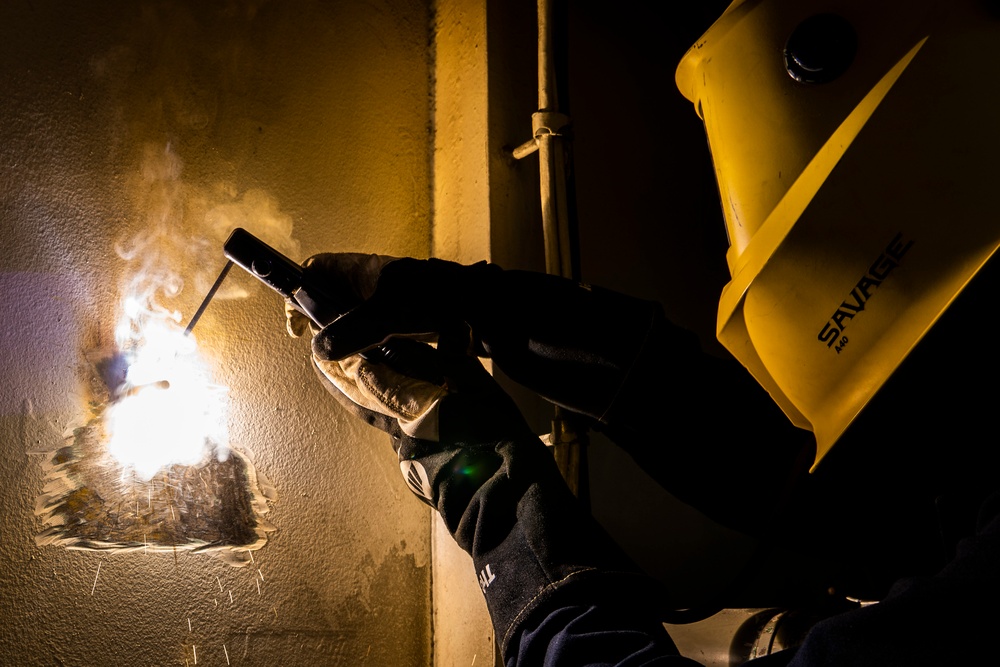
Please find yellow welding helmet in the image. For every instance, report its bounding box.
[677,0,1000,467]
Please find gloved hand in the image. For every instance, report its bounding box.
[290,252,817,543]
[295,253,666,428]
[285,252,394,338]
[306,330,670,659]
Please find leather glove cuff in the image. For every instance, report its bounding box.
[425,261,667,426]
[395,392,670,659]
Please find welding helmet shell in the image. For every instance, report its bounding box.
[676,0,1000,467]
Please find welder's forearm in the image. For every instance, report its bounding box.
[601,312,816,535]
[473,270,815,534]
[424,425,681,661]
[448,453,698,665]
[476,269,666,423]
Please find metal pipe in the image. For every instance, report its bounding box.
[536,0,573,280]
[538,133,573,278]
[538,0,557,113]
[534,0,587,501]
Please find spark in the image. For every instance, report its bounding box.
[223,644,230,665]
[256,578,261,596]
[193,644,197,664]
[272,606,278,620]
[136,501,140,517]
[90,561,102,595]
[229,590,233,604]
[216,576,223,592]
[105,318,227,480]
[170,505,176,521]
[257,568,265,582]
[188,617,192,633]
[214,599,218,607]
[472,654,476,666]
[248,550,255,564]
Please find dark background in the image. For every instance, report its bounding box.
[564,1,775,609]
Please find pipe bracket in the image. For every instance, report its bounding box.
[532,111,570,137]
[512,111,572,160]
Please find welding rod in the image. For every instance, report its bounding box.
[183,260,234,336]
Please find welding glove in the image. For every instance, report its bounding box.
[308,335,672,659]
[293,253,816,540]
[285,253,391,338]
[296,253,668,431]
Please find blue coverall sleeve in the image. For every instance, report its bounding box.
[510,598,700,666]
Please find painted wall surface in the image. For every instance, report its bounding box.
[0,1,434,665]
